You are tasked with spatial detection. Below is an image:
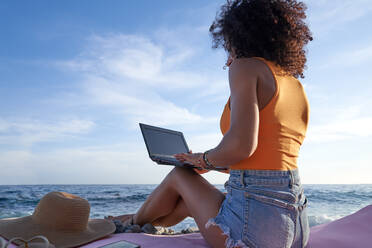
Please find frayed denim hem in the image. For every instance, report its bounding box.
[205,217,248,248]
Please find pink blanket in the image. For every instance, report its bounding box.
[3,205,372,248]
[80,233,208,248]
[83,205,372,248]
[307,204,372,248]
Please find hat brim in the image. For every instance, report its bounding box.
[0,216,115,248]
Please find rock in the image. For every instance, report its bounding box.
[111,220,142,234]
[166,228,175,235]
[128,224,142,233]
[156,227,175,235]
[141,223,158,234]
[155,227,166,234]
[112,220,125,233]
[181,227,199,234]
[109,218,198,235]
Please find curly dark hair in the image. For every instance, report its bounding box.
[210,0,313,78]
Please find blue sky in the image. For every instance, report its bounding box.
[0,0,371,184]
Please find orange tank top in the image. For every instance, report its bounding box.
[220,57,310,171]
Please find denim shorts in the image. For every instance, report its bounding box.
[205,169,309,248]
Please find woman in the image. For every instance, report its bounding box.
[111,0,312,247]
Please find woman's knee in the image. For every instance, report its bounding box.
[168,167,198,182]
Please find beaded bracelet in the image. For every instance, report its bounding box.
[203,150,215,170]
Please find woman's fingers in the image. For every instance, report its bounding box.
[174,149,192,160]
[174,154,183,161]
[174,153,189,161]
[174,152,204,168]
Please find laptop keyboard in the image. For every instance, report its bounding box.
[152,154,193,166]
[152,154,177,159]
[151,154,227,171]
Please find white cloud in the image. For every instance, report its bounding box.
[305,0,372,35]
[187,132,223,151]
[320,44,372,68]
[0,146,150,184]
[300,162,372,184]
[0,144,229,185]
[1,30,230,184]
[0,119,10,132]
[77,75,222,129]
[59,34,205,89]
[0,118,94,146]
[304,101,372,143]
[306,117,372,143]
[311,0,370,22]
[55,33,227,128]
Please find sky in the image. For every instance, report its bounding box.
[0,0,372,185]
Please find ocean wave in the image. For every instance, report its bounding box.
[1,184,371,230]
[102,190,121,194]
[1,199,40,207]
[2,190,22,194]
[308,214,341,227]
[87,193,149,203]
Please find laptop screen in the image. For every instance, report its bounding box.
[140,123,189,157]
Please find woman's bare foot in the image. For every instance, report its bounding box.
[105,214,135,223]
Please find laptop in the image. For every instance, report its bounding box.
[139,123,226,171]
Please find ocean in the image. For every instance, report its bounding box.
[1,184,371,232]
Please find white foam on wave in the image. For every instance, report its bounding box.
[308,214,342,227]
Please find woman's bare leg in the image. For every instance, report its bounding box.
[153,191,227,227]
[132,167,228,248]
[107,196,189,227]
[152,196,189,227]
[110,193,227,228]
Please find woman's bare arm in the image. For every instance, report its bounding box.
[174,58,260,169]
[205,58,260,168]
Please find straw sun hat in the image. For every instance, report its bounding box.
[0,192,116,248]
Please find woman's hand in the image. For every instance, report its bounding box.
[174,151,204,167]
[174,151,209,174]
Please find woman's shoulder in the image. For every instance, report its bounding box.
[229,57,275,83]
[229,57,264,69]
[229,57,272,76]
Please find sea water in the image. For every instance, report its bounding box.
[1,184,371,232]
